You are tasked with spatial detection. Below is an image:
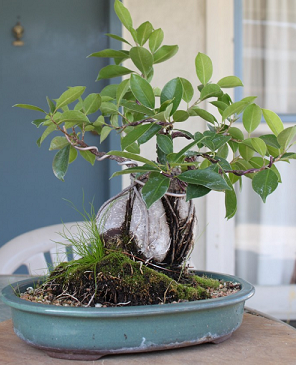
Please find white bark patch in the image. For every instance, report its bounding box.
[96,193,128,234]
[130,195,170,262]
[177,197,190,220]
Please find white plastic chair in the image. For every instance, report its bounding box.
[0,222,81,275]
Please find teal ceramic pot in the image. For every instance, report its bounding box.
[1,271,254,360]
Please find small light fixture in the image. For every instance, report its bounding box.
[12,19,24,46]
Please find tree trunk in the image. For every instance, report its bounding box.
[96,181,197,268]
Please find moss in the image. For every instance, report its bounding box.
[191,274,220,290]
[45,251,220,306]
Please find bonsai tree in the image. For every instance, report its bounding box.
[15,0,296,273]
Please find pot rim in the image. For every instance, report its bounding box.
[1,270,255,318]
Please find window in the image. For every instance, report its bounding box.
[234,0,296,319]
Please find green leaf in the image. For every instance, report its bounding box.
[210,101,228,112]
[121,124,154,150]
[250,138,267,156]
[49,136,69,150]
[38,124,56,147]
[100,84,119,98]
[252,169,278,202]
[173,110,189,122]
[243,104,262,133]
[211,134,232,150]
[239,143,255,161]
[189,107,216,124]
[217,143,229,159]
[52,145,70,181]
[186,184,210,200]
[69,146,78,164]
[56,86,86,110]
[110,114,119,128]
[93,115,105,127]
[97,65,133,81]
[32,119,47,128]
[84,93,101,114]
[136,21,153,46]
[130,27,139,44]
[222,97,257,121]
[130,74,155,109]
[153,45,178,64]
[105,33,132,46]
[138,124,161,144]
[178,168,231,191]
[262,109,284,136]
[277,126,296,151]
[195,52,213,85]
[228,127,244,141]
[157,134,173,155]
[125,141,140,154]
[107,150,159,168]
[149,28,164,53]
[217,76,243,88]
[179,78,194,103]
[88,49,129,59]
[111,165,159,178]
[80,150,96,165]
[114,54,131,65]
[46,97,56,113]
[129,47,153,78]
[259,134,281,149]
[100,102,118,116]
[224,174,237,219]
[116,79,130,105]
[200,84,223,100]
[59,110,90,125]
[13,104,46,113]
[100,126,112,143]
[219,93,233,106]
[114,0,133,30]
[242,137,267,156]
[120,99,154,116]
[280,152,296,160]
[160,78,183,115]
[141,172,170,208]
[74,100,83,111]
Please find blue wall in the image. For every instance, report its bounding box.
[0,0,121,250]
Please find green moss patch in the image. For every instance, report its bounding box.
[31,252,221,307]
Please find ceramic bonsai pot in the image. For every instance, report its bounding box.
[1,271,254,360]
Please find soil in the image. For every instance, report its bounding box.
[19,251,241,307]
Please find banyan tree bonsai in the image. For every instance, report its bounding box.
[15,0,296,296]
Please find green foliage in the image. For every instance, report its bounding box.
[18,0,296,216]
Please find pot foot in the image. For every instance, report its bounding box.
[211,333,232,344]
[45,350,104,361]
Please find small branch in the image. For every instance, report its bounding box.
[198,153,220,164]
[225,157,275,176]
[121,118,156,129]
[172,131,192,140]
